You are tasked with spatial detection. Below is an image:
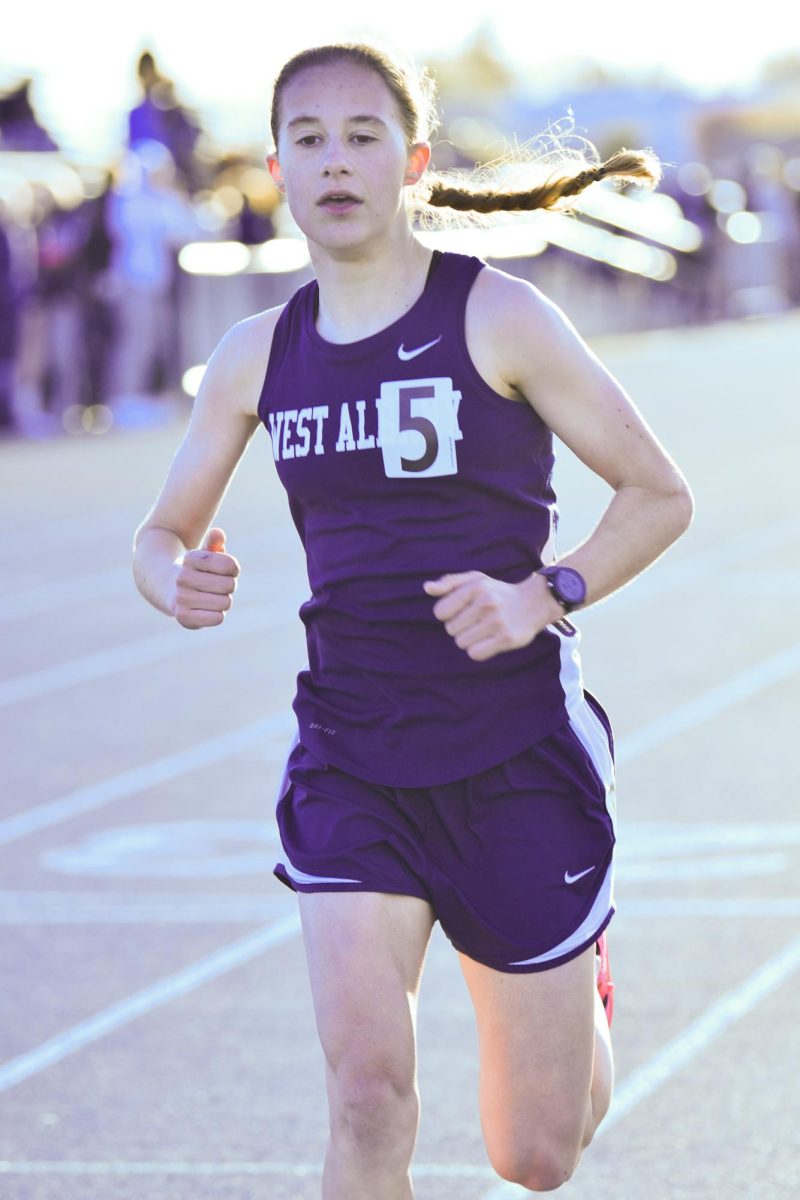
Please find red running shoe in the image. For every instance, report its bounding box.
[596,933,614,1027]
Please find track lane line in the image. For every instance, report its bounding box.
[2,640,797,848]
[3,510,795,622]
[5,932,800,1186]
[0,1159,495,1178]
[0,916,301,1095]
[0,711,295,846]
[3,509,798,696]
[0,567,132,621]
[615,640,800,764]
[0,596,302,707]
[1,578,797,1117]
[577,511,799,621]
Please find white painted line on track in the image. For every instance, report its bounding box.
[0,710,295,847]
[0,553,293,622]
[480,932,800,1198]
[0,1159,496,1178]
[3,506,143,546]
[0,891,294,923]
[2,641,794,850]
[0,915,302,1095]
[619,852,788,880]
[577,510,799,621]
[4,621,794,747]
[0,596,302,707]
[6,890,800,925]
[600,932,800,1131]
[0,586,795,1123]
[621,821,800,855]
[5,893,800,925]
[5,509,795,622]
[615,640,800,764]
[0,568,132,621]
[7,930,800,1184]
[621,898,800,917]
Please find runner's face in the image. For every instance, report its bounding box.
[268,61,429,254]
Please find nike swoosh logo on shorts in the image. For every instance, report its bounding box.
[397,335,443,360]
[564,866,596,885]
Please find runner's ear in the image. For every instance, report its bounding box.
[267,154,285,193]
[404,142,431,186]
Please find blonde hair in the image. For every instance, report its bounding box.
[269,43,662,223]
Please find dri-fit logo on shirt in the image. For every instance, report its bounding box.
[268,376,464,479]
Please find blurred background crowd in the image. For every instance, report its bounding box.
[1,38,799,439]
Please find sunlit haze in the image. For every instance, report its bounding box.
[2,0,798,161]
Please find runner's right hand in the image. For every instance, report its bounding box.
[173,527,240,629]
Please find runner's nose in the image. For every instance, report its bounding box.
[321,137,353,177]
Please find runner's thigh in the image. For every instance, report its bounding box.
[298,891,436,1088]
[459,943,597,1182]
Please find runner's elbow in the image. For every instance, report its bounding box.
[670,476,695,534]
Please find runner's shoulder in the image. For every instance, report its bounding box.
[205,303,287,419]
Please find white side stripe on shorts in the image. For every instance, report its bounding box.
[508,859,613,966]
[281,863,364,886]
[568,697,617,831]
[507,696,617,967]
[555,624,585,719]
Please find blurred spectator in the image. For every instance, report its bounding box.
[105,140,204,411]
[8,179,117,434]
[33,193,94,416]
[0,79,58,151]
[237,194,275,245]
[3,58,798,441]
[0,205,18,430]
[211,153,280,244]
[128,51,205,190]
[673,189,725,322]
[81,175,116,408]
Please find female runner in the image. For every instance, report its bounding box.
[132,42,693,1197]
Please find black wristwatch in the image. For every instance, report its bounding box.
[538,565,587,614]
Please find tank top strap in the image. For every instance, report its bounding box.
[403,249,485,376]
[417,249,485,333]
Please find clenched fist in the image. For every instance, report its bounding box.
[423,569,563,661]
[173,527,240,629]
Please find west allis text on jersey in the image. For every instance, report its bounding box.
[266,376,463,480]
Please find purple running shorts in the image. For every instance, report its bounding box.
[272,692,616,973]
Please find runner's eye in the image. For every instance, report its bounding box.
[296,135,321,147]
[351,135,377,145]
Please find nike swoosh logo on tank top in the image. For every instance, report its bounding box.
[397,335,443,360]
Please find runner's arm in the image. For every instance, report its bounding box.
[132,308,280,617]
[491,272,694,608]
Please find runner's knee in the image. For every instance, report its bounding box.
[330,1057,418,1147]
[490,1135,581,1192]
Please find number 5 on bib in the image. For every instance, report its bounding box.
[377,377,463,479]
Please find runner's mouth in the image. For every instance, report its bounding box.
[318,192,362,210]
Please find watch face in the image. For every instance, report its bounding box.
[551,567,586,606]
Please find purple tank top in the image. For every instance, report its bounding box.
[257,250,584,786]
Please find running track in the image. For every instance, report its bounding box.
[1,311,798,1199]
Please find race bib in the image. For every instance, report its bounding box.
[377,377,463,479]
